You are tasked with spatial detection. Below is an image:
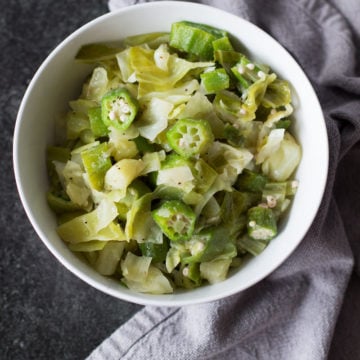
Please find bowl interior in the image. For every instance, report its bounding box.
[13,1,328,306]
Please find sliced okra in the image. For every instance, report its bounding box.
[247,206,277,241]
[101,87,139,131]
[152,200,196,242]
[166,118,214,158]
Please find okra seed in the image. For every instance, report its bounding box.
[266,195,277,208]
[257,71,266,79]
[182,267,189,277]
[246,63,255,70]
[237,65,245,74]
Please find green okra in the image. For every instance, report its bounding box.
[181,262,202,288]
[152,200,196,242]
[235,169,268,193]
[166,118,214,158]
[214,50,242,74]
[231,56,269,92]
[247,206,277,241]
[169,21,227,60]
[101,87,139,131]
[182,226,237,264]
[212,36,234,52]
[200,68,230,94]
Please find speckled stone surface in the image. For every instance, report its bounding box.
[0,1,142,359]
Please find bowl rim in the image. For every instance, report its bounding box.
[13,0,329,306]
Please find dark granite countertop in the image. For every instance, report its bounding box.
[1,2,142,359]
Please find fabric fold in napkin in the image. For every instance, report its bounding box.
[88,0,360,359]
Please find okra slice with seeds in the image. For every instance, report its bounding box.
[247,206,277,241]
[166,118,214,158]
[181,226,237,264]
[152,200,196,242]
[101,87,139,131]
[231,56,269,92]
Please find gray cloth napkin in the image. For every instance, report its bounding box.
[88,0,360,359]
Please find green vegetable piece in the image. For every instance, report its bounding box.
[81,142,112,191]
[153,185,184,202]
[219,190,259,239]
[57,214,124,244]
[88,106,108,138]
[169,21,226,60]
[152,200,196,242]
[46,146,71,190]
[213,90,252,122]
[262,182,287,204]
[231,55,270,95]
[212,36,234,52]
[95,241,125,276]
[200,68,230,94]
[247,206,277,241]
[222,124,245,147]
[236,169,268,193]
[75,43,123,63]
[101,87,139,131]
[66,111,90,140]
[116,179,152,221]
[47,192,81,214]
[237,235,268,256]
[133,136,157,154]
[47,146,70,164]
[167,118,214,158]
[181,262,202,288]
[139,238,169,263]
[262,79,291,108]
[214,50,242,74]
[275,118,292,130]
[200,258,233,284]
[124,32,170,49]
[182,226,237,263]
[68,240,107,252]
[69,99,98,114]
[192,158,218,194]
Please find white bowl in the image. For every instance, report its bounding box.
[13,1,328,306]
